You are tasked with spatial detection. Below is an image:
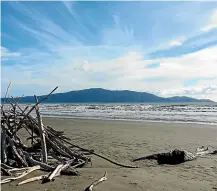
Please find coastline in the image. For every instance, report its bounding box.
[42,115,217,128]
[2,117,217,191]
[4,103,217,126]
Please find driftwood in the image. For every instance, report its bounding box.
[42,164,64,183]
[1,167,12,176]
[1,165,40,184]
[1,127,7,164]
[34,95,47,163]
[133,147,217,164]
[18,174,47,185]
[84,171,107,191]
[18,161,75,186]
[1,83,140,189]
[1,85,91,186]
[7,135,28,167]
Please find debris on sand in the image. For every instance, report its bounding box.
[133,147,217,165]
[1,84,136,189]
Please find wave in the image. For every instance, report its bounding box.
[4,103,217,126]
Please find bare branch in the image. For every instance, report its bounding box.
[84,171,107,191]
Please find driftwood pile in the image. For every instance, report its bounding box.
[1,85,113,189]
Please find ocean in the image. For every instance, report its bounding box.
[5,103,217,126]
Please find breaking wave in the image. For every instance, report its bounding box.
[5,103,217,126]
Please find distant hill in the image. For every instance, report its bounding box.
[1,88,214,103]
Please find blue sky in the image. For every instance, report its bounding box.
[1,1,217,101]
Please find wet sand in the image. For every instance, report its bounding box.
[2,118,217,191]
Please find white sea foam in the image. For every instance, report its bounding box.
[5,103,217,126]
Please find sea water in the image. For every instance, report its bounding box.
[5,103,217,126]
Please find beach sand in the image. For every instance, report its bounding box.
[2,118,217,191]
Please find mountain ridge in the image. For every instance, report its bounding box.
[1,88,214,103]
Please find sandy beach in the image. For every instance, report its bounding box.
[2,118,217,191]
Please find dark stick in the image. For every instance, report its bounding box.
[2,81,11,108]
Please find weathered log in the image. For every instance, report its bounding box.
[1,126,8,163]
[46,136,72,158]
[8,167,34,173]
[133,149,196,164]
[18,175,47,185]
[18,167,70,186]
[34,95,48,163]
[42,164,64,183]
[24,152,78,175]
[84,171,107,191]
[24,152,54,171]
[1,165,40,184]
[7,136,28,167]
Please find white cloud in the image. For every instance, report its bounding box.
[161,85,217,96]
[201,9,217,32]
[2,45,217,100]
[1,46,21,61]
[160,85,217,101]
[168,36,187,47]
[82,45,217,82]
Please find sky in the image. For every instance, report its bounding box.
[1,1,217,101]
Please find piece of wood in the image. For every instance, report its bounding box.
[42,164,64,183]
[7,136,28,167]
[8,167,32,173]
[51,136,88,161]
[24,152,54,171]
[18,175,47,185]
[1,163,14,169]
[24,152,78,175]
[1,165,40,184]
[34,95,47,163]
[1,126,8,164]
[1,81,11,109]
[83,171,107,191]
[42,159,76,184]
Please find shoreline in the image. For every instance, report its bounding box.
[42,116,217,128]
